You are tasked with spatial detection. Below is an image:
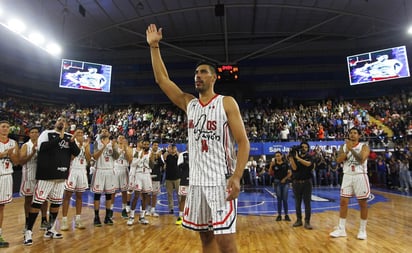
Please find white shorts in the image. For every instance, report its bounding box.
[178,185,188,196]
[151,181,160,194]
[340,173,370,199]
[65,168,89,192]
[20,179,36,196]
[182,185,237,235]
[33,179,65,205]
[91,169,116,194]
[0,174,13,204]
[129,172,152,193]
[114,168,129,191]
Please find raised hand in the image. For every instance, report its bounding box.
[146,24,163,46]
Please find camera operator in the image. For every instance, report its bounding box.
[288,141,314,230]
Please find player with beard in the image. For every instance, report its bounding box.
[24,116,80,246]
[91,128,119,226]
[288,141,314,230]
[147,24,250,253]
[127,138,152,225]
[330,127,370,240]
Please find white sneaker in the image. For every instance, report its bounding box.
[330,227,347,238]
[138,217,149,225]
[23,230,33,246]
[357,230,367,240]
[61,219,69,231]
[75,220,86,229]
[151,211,159,217]
[127,217,134,226]
[44,229,63,239]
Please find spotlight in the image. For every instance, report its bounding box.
[408,25,412,34]
[28,32,45,45]
[7,18,26,34]
[46,42,62,55]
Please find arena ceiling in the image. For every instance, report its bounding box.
[0,0,411,104]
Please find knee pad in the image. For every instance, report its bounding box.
[31,202,42,209]
[50,203,60,208]
[105,194,112,201]
[94,194,101,201]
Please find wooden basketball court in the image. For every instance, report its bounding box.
[1,189,410,252]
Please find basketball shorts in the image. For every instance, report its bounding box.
[340,173,370,199]
[65,168,89,192]
[182,185,237,235]
[33,179,65,205]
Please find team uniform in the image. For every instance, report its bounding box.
[65,141,89,192]
[184,95,238,234]
[113,148,129,192]
[340,142,370,199]
[129,149,152,193]
[0,138,17,205]
[34,130,80,205]
[20,140,37,196]
[91,141,116,194]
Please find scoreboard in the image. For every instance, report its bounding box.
[217,65,239,81]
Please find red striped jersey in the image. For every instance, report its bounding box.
[0,138,17,175]
[22,140,37,180]
[187,95,236,186]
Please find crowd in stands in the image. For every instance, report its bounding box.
[1,91,412,192]
[2,90,412,148]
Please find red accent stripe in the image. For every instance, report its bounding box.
[213,200,234,226]
[198,94,219,107]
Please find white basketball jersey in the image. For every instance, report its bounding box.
[0,138,17,175]
[95,141,115,170]
[343,142,368,174]
[130,149,151,173]
[114,147,129,169]
[187,95,236,186]
[22,140,37,180]
[70,141,87,170]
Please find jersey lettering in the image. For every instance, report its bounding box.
[201,140,208,152]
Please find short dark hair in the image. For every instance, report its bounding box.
[300,141,310,150]
[349,127,361,135]
[196,61,217,74]
[0,119,10,125]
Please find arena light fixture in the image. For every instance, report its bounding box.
[7,18,26,34]
[408,25,412,34]
[28,31,45,45]
[0,7,62,56]
[46,42,62,55]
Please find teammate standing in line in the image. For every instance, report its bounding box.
[330,127,370,240]
[0,120,19,248]
[112,135,132,219]
[147,24,250,253]
[19,127,49,231]
[91,127,119,226]
[175,149,189,225]
[148,140,164,217]
[127,138,152,225]
[61,128,91,231]
[24,116,80,245]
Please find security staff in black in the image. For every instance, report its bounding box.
[288,141,314,230]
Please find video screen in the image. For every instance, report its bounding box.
[59,59,112,92]
[347,46,410,86]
